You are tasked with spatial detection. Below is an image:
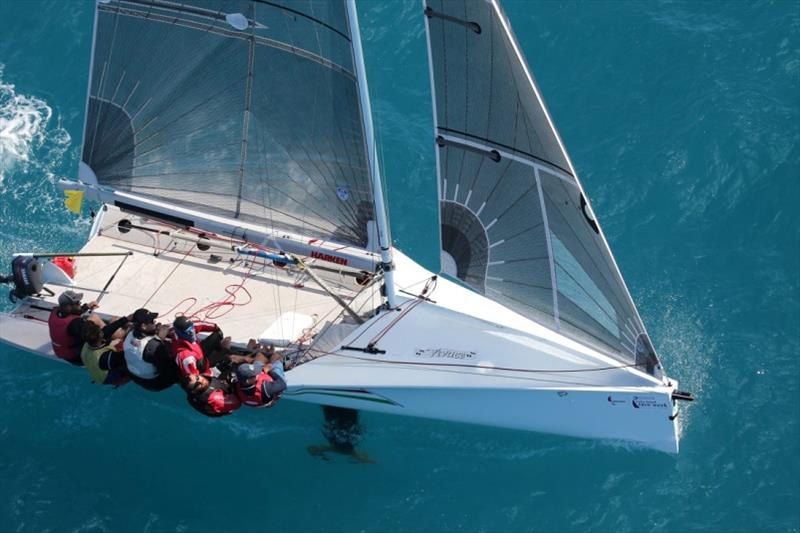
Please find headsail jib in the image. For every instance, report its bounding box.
[424,0,661,374]
[81,0,380,253]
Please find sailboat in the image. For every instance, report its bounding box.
[0,0,692,453]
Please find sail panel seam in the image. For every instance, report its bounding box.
[114,0,352,42]
[99,4,355,79]
[235,25,256,218]
[535,167,559,330]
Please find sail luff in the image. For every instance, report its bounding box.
[423,2,445,268]
[487,0,657,354]
[346,0,397,307]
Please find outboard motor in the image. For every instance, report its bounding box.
[7,256,45,300]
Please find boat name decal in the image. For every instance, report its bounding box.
[607,396,626,405]
[310,251,348,266]
[414,348,475,360]
[631,395,669,409]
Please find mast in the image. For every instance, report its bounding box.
[346,0,397,308]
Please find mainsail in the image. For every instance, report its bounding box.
[82,0,378,250]
[424,0,661,373]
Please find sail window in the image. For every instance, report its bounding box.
[539,171,640,358]
[441,200,489,291]
[84,99,134,183]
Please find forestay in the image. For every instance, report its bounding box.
[424,0,661,374]
[82,0,377,250]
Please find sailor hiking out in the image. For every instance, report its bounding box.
[123,309,178,392]
[231,344,287,408]
[45,289,291,417]
[48,290,106,364]
[171,316,233,377]
[80,314,132,386]
[181,373,242,417]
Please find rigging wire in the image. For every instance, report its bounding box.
[141,242,196,308]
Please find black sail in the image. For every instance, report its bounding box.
[82,0,376,249]
[424,0,661,373]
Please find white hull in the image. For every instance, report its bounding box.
[287,383,680,454]
[0,206,683,453]
[283,278,682,453]
[0,306,682,454]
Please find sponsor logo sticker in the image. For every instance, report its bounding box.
[631,395,669,409]
[414,348,475,360]
[310,250,348,266]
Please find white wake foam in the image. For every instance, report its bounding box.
[0,65,70,186]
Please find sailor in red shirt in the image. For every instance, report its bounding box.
[233,347,287,408]
[171,316,231,377]
[48,289,111,364]
[181,373,241,417]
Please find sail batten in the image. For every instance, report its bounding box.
[425,0,662,374]
[82,0,379,251]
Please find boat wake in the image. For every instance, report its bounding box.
[0,65,70,187]
[0,65,81,280]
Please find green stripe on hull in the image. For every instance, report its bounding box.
[286,389,401,407]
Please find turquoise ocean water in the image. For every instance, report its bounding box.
[1,1,798,531]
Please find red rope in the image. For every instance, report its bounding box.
[160,257,257,325]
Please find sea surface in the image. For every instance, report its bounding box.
[1,1,798,531]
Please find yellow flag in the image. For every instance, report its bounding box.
[63,190,84,214]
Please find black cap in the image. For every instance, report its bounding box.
[235,361,264,387]
[58,290,84,307]
[173,316,194,331]
[133,308,158,324]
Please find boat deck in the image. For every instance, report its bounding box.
[8,206,381,352]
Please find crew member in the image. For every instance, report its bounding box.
[123,309,178,391]
[171,316,231,377]
[80,315,132,386]
[48,289,103,364]
[180,373,241,417]
[234,347,287,408]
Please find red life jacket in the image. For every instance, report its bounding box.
[236,372,277,408]
[172,337,208,376]
[48,308,82,362]
[187,378,241,417]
